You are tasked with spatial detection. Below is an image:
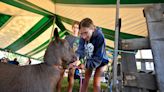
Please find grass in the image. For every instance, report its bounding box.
[60,77,108,92]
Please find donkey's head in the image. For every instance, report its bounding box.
[44,28,77,68]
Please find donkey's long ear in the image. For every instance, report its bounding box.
[54,28,59,40]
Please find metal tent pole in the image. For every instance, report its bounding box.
[112,0,120,91]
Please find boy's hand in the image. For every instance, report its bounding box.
[69,60,80,68]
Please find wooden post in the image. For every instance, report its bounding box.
[144,4,164,92]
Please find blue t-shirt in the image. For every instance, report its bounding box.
[76,27,108,69]
[65,35,80,51]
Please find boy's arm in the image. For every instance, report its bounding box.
[70,38,85,67]
[75,38,85,60]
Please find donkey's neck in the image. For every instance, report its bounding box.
[44,58,62,66]
[44,51,62,66]
[39,63,62,76]
[43,59,64,70]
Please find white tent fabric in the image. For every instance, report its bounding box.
[0,0,162,60]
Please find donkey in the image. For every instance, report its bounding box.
[0,28,77,92]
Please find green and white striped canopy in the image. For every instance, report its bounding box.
[0,0,163,60]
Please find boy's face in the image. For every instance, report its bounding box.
[79,27,94,41]
[72,24,79,36]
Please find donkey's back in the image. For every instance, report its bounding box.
[0,63,60,92]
